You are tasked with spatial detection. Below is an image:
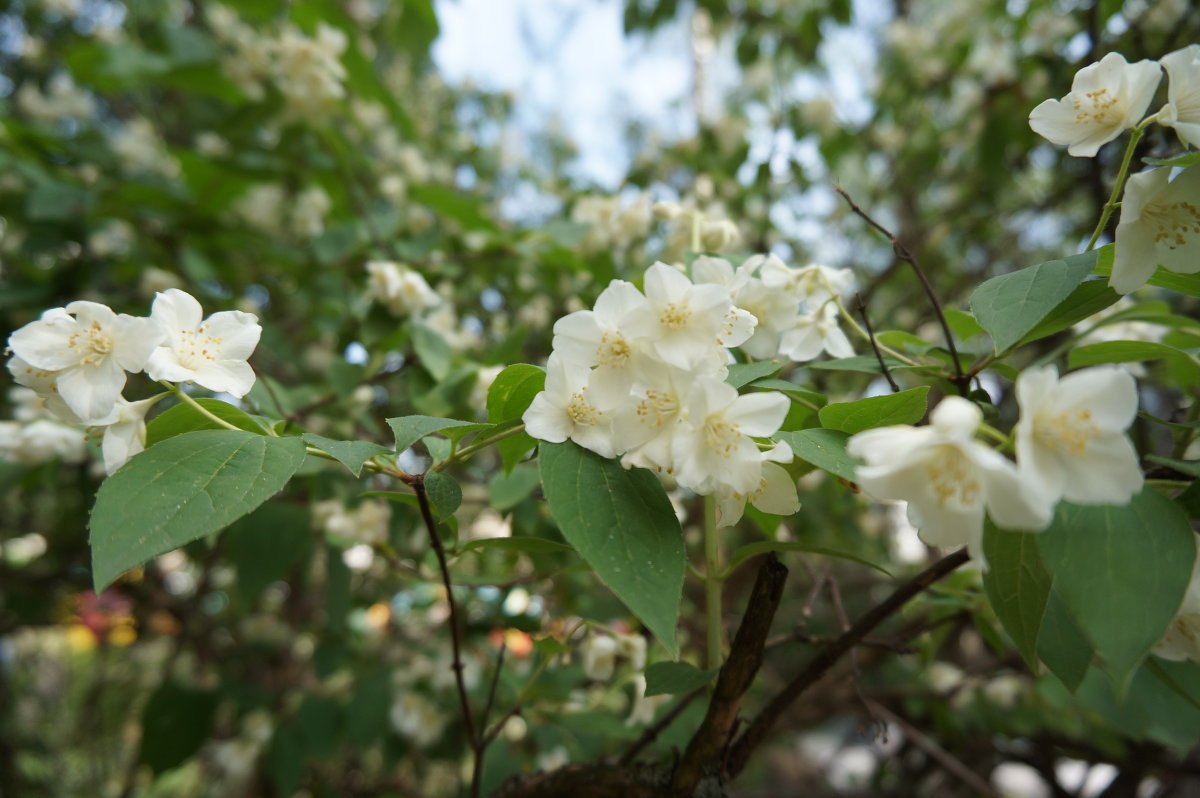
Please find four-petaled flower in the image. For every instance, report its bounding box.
[848,396,1052,561]
[1029,52,1161,157]
[1014,365,1143,511]
[7,302,163,423]
[147,289,262,397]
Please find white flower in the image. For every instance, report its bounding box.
[1028,52,1162,157]
[146,289,261,397]
[389,691,446,748]
[626,674,669,726]
[366,261,441,316]
[1159,44,1200,148]
[759,259,855,309]
[551,279,649,407]
[625,262,753,370]
[779,304,855,362]
[522,354,617,458]
[1014,365,1143,510]
[0,419,87,465]
[614,364,695,476]
[101,396,160,475]
[670,377,789,496]
[615,633,647,671]
[580,634,618,681]
[1109,165,1200,294]
[7,303,163,423]
[1154,553,1200,662]
[715,459,801,528]
[848,397,1052,561]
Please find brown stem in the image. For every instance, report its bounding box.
[726,548,970,776]
[671,554,789,794]
[835,186,968,396]
[411,473,480,784]
[855,292,900,392]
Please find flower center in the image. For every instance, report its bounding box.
[703,415,740,458]
[1144,200,1200,251]
[659,302,692,330]
[566,390,601,426]
[176,324,223,369]
[1073,87,1121,126]
[634,389,678,428]
[596,331,631,368]
[1034,408,1099,456]
[926,445,981,510]
[67,321,114,365]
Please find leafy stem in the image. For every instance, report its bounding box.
[704,493,724,670]
[432,422,527,472]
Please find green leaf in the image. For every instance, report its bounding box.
[487,364,546,422]
[486,364,545,472]
[722,540,889,578]
[970,249,1098,353]
[424,471,462,520]
[1068,341,1199,379]
[409,182,497,231]
[224,503,313,605]
[1144,151,1200,168]
[817,387,929,434]
[386,415,476,452]
[26,181,94,221]
[145,398,266,447]
[944,309,985,340]
[644,661,717,696]
[1037,587,1093,692]
[488,463,541,511]
[1147,455,1200,478]
[138,681,218,774]
[726,360,782,388]
[301,433,389,477]
[772,428,862,482]
[1036,490,1196,690]
[90,431,307,590]
[538,441,685,657]
[1018,279,1121,345]
[412,322,452,380]
[981,521,1052,670]
[457,537,576,556]
[806,355,920,374]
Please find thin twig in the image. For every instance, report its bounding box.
[411,474,480,767]
[480,642,508,738]
[619,687,706,766]
[835,186,968,396]
[865,698,1001,798]
[856,292,900,392]
[726,548,971,776]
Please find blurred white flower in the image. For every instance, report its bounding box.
[366,261,441,316]
[1029,52,1161,157]
[848,397,1052,561]
[1159,44,1200,148]
[1110,165,1200,294]
[1014,365,1143,511]
[580,634,618,681]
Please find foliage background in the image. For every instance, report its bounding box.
[1,0,1199,796]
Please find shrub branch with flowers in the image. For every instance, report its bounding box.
[3,2,1200,797]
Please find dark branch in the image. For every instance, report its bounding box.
[671,554,789,794]
[619,687,705,766]
[855,292,900,392]
[726,548,970,776]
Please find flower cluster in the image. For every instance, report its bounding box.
[5,289,261,474]
[848,366,1142,562]
[1028,48,1200,293]
[207,6,348,119]
[523,261,797,525]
